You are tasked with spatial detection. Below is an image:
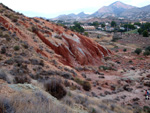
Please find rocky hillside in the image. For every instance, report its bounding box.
[0,3,150,113]
[0,3,111,67]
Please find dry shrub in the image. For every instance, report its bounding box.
[44,78,67,99]
[82,81,91,91]
[14,76,31,84]
[74,77,91,91]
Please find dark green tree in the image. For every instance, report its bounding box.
[138,28,143,35]
[124,24,136,31]
[70,22,84,33]
[143,30,149,37]
[111,21,117,27]
[101,23,105,28]
[92,21,99,28]
[145,46,150,51]
[134,22,141,26]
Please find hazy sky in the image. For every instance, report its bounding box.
[0,0,150,18]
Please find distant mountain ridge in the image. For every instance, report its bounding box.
[53,1,150,21]
[54,12,89,20]
[93,1,136,17]
[121,4,150,20]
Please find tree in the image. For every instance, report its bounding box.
[134,48,142,55]
[134,22,141,26]
[70,22,84,33]
[124,24,136,31]
[145,46,150,51]
[143,30,149,37]
[111,21,116,27]
[92,21,99,28]
[101,23,105,28]
[138,28,143,35]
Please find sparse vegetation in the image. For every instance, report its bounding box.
[4,13,19,22]
[31,26,38,32]
[112,34,122,42]
[99,65,114,71]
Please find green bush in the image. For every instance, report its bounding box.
[14,46,20,51]
[123,48,127,52]
[84,32,89,36]
[145,46,150,51]
[143,30,149,37]
[143,50,150,56]
[134,48,142,55]
[129,60,133,63]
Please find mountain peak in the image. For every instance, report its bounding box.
[110,1,124,5]
[93,1,136,17]
[78,12,85,15]
[110,1,134,9]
